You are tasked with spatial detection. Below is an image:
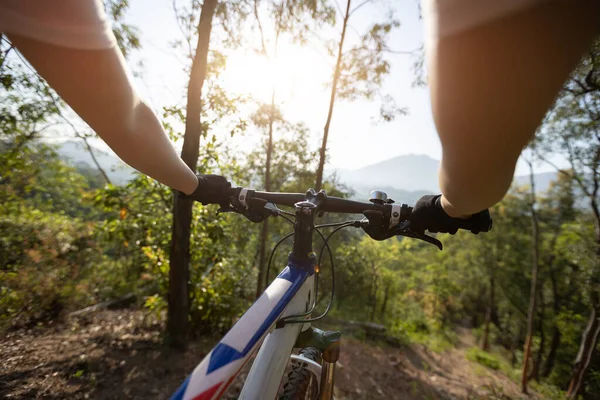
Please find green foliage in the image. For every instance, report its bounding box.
[0,205,104,327]
[334,9,405,123]
[466,347,501,370]
[529,382,573,400]
[1,6,599,399]
[104,0,141,57]
[190,258,255,334]
[89,139,257,333]
[1,143,96,218]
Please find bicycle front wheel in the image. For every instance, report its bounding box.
[280,347,322,400]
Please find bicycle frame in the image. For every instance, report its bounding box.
[170,255,316,400]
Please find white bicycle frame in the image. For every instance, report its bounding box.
[170,256,322,400]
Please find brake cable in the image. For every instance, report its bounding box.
[274,228,330,322]
[263,215,354,287]
[265,231,294,288]
[277,222,357,327]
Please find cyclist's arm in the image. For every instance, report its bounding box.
[6,34,199,194]
[427,0,600,217]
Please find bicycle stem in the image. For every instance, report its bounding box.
[290,189,327,261]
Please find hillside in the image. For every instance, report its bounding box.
[55,141,135,185]
[0,310,536,400]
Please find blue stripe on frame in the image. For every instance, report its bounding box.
[207,343,243,374]
[169,375,190,400]
[204,258,311,374]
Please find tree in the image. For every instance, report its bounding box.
[522,152,541,394]
[167,0,219,350]
[540,173,577,379]
[480,240,497,352]
[314,0,405,190]
[250,0,335,296]
[537,38,600,397]
[251,103,282,297]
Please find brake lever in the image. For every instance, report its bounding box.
[392,221,443,250]
[217,204,237,215]
[396,230,443,250]
[220,196,282,223]
[414,233,443,250]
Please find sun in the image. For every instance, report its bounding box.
[220,39,332,109]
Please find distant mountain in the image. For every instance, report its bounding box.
[334,154,560,200]
[347,185,432,206]
[55,141,135,185]
[513,172,559,193]
[336,154,441,193]
[55,142,562,200]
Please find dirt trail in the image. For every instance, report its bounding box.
[1,311,532,399]
[334,327,529,400]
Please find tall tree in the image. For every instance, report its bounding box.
[540,173,577,378]
[252,103,282,297]
[481,247,496,352]
[251,0,284,298]
[522,153,541,394]
[250,0,334,296]
[167,0,219,350]
[537,38,600,397]
[315,0,404,190]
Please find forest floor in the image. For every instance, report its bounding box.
[0,310,537,400]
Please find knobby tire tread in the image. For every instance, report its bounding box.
[279,347,321,400]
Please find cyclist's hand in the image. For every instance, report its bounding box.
[409,195,492,235]
[180,174,231,205]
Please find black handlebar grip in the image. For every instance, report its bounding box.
[457,209,493,234]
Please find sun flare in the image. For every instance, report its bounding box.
[221,41,332,108]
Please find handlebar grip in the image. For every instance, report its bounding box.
[408,195,492,235]
[456,210,493,234]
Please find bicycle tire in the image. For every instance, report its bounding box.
[279,347,322,400]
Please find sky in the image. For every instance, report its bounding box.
[98,0,558,176]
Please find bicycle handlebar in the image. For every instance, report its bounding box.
[238,189,389,214]
[189,183,490,250]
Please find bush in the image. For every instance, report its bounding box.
[466,347,501,370]
[0,206,110,328]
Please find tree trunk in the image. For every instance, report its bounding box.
[255,97,275,298]
[567,304,600,397]
[315,0,351,191]
[482,273,495,351]
[256,218,270,297]
[369,261,378,322]
[531,292,545,382]
[567,191,600,397]
[369,278,378,322]
[542,326,561,378]
[542,271,562,378]
[511,324,523,367]
[167,0,218,350]
[379,281,391,320]
[522,159,540,394]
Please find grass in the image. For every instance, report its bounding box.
[472,364,489,377]
[529,381,572,400]
[465,347,572,400]
[405,328,458,353]
[466,347,501,370]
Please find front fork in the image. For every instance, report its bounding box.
[294,326,341,400]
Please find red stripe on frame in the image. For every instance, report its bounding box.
[191,382,222,400]
[214,375,237,398]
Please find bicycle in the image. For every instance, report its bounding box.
[170,185,490,400]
